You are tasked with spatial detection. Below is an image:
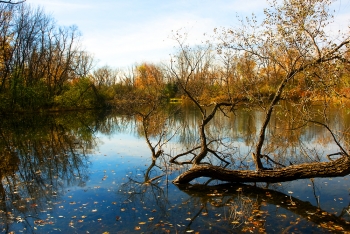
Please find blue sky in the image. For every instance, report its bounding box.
[29,0,350,69]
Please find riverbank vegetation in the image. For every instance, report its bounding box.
[0,1,349,114]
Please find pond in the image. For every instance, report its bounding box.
[0,104,349,233]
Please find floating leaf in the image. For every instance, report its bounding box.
[334,225,344,231]
[139,222,146,225]
[135,226,141,230]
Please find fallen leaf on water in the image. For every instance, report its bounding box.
[334,225,344,231]
[135,226,141,230]
[139,222,146,225]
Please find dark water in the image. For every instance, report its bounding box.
[0,105,349,233]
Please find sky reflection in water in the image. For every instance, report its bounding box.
[1,109,350,233]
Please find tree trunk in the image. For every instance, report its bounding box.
[254,73,292,169]
[173,156,350,184]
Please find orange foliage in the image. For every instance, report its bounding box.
[134,63,163,89]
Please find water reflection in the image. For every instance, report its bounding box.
[176,182,350,233]
[0,104,349,233]
[0,111,103,232]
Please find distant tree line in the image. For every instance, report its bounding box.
[0,2,349,114]
[0,3,95,112]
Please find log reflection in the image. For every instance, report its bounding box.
[175,183,350,233]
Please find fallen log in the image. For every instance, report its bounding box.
[173,155,350,184]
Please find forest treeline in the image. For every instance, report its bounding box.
[0,2,349,113]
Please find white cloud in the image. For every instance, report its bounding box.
[25,0,350,68]
[29,0,94,12]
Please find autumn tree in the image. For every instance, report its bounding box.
[0,3,94,111]
[168,37,238,167]
[173,0,350,184]
[134,63,164,91]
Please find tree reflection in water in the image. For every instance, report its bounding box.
[173,182,350,233]
[0,111,102,233]
[117,106,181,233]
[0,105,349,233]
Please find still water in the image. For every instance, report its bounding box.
[0,105,350,233]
